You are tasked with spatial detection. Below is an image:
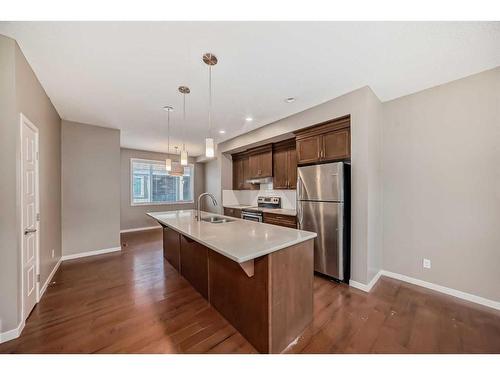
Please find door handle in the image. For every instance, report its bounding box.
[24,227,37,235]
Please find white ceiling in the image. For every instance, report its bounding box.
[1,22,499,156]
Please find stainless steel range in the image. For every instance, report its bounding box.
[241,196,281,222]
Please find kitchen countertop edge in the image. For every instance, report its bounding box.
[147,211,315,263]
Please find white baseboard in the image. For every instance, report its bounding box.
[39,258,62,300]
[0,259,62,344]
[61,246,121,261]
[350,269,500,311]
[0,320,25,344]
[380,270,500,311]
[349,270,382,292]
[120,225,161,233]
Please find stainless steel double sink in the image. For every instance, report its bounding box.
[201,216,234,224]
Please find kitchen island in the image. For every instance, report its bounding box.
[147,209,316,353]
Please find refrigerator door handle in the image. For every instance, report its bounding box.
[296,176,303,228]
[297,175,302,199]
[297,202,303,228]
[337,202,344,278]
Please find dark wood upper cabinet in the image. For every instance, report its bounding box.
[294,115,351,165]
[232,153,255,190]
[287,145,297,189]
[232,155,245,190]
[273,140,297,189]
[322,127,350,161]
[247,145,273,178]
[296,136,321,164]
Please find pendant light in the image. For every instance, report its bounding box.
[203,53,217,158]
[178,85,190,166]
[162,105,174,171]
[169,146,184,177]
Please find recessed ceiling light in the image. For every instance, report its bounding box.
[285,97,296,103]
[219,130,226,134]
[245,117,253,122]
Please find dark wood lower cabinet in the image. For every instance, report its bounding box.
[180,235,208,299]
[160,225,314,353]
[162,226,181,272]
[263,212,297,229]
[208,251,270,352]
[223,207,242,218]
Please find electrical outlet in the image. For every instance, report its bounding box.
[51,249,55,258]
[423,258,431,269]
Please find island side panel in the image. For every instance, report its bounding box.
[180,235,209,299]
[268,239,314,353]
[162,225,181,272]
[208,251,270,353]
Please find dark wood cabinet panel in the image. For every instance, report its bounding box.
[224,207,242,218]
[322,128,350,161]
[263,212,297,229]
[296,136,321,164]
[180,235,208,299]
[248,145,273,178]
[232,154,254,190]
[208,251,270,353]
[287,146,297,189]
[272,140,297,190]
[232,157,242,190]
[272,146,288,189]
[295,115,351,165]
[163,226,181,271]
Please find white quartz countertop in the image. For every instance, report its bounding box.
[222,204,254,209]
[147,210,316,263]
[223,205,296,216]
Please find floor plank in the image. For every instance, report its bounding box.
[1,228,499,354]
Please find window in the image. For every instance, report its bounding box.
[130,158,194,205]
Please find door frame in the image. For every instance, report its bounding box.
[19,113,41,323]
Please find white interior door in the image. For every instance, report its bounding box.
[21,114,39,320]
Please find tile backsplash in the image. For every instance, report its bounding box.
[223,189,296,210]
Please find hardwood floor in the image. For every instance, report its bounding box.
[1,228,499,354]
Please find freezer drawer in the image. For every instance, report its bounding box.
[298,200,344,279]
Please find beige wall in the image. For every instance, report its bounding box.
[1,36,62,333]
[213,86,384,285]
[203,156,226,214]
[62,121,121,256]
[382,66,500,301]
[0,35,19,333]
[15,43,62,287]
[120,148,205,230]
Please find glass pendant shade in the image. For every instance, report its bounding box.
[205,137,215,158]
[181,150,188,166]
[165,158,172,171]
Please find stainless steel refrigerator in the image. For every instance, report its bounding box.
[297,162,350,281]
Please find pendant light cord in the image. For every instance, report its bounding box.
[167,109,170,155]
[183,93,186,151]
[208,64,212,138]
